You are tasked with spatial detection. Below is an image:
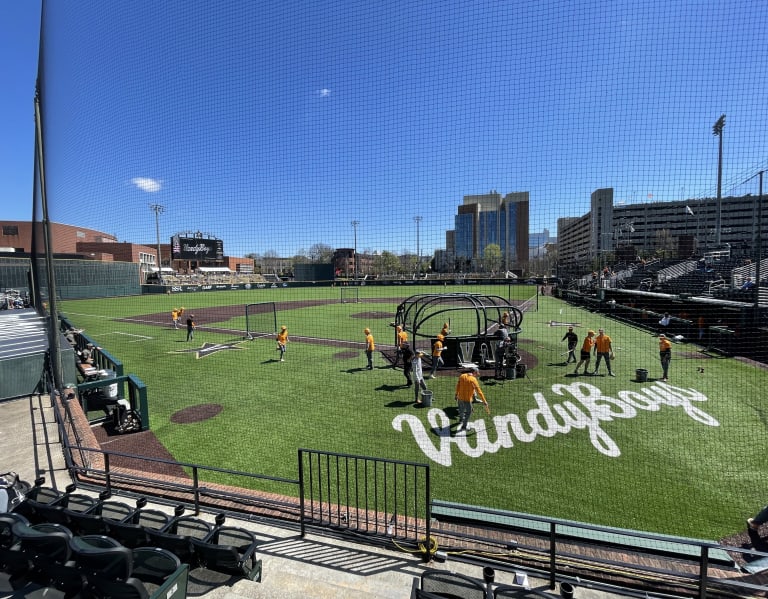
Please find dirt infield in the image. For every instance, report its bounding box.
[117,297,539,371]
[118,299,337,327]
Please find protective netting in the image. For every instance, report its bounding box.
[19,0,768,540]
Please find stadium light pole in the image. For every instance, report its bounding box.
[757,171,763,316]
[150,204,165,284]
[351,220,359,281]
[745,170,764,318]
[713,114,725,246]
[414,215,422,277]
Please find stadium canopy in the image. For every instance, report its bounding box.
[148,267,176,273]
[196,267,232,273]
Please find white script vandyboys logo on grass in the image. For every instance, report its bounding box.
[392,382,718,466]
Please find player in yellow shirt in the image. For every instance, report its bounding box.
[276,326,288,362]
[428,334,445,378]
[573,330,595,376]
[658,333,671,381]
[393,325,408,367]
[364,328,375,370]
[592,328,615,376]
[454,366,489,434]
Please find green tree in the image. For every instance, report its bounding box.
[373,251,400,275]
[402,254,418,275]
[483,243,502,274]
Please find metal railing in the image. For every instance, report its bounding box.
[298,448,430,546]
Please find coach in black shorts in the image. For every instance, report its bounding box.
[561,326,578,364]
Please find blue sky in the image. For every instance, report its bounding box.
[1,2,41,224]
[4,1,768,257]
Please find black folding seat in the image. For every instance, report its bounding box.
[69,534,128,579]
[146,511,211,565]
[70,536,180,599]
[0,513,32,589]
[190,513,261,581]
[25,483,98,528]
[105,499,171,549]
[418,569,487,599]
[13,520,85,598]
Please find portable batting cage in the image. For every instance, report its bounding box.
[393,293,523,368]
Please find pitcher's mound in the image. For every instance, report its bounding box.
[351,311,391,319]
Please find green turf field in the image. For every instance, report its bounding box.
[60,284,768,540]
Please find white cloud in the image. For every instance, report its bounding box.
[318,88,331,97]
[131,177,162,193]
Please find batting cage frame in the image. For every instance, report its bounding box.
[340,286,361,303]
[244,302,278,340]
[394,293,524,369]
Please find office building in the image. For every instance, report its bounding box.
[451,191,529,271]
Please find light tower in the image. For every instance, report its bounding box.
[414,216,422,277]
[149,204,165,283]
[351,220,359,280]
[712,114,725,245]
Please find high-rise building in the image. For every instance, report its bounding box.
[451,191,529,271]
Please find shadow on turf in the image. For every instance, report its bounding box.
[385,399,417,408]
[377,384,407,393]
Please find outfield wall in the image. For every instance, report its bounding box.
[3,255,535,299]
[0,257,141,300]
[142,277,537,294]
